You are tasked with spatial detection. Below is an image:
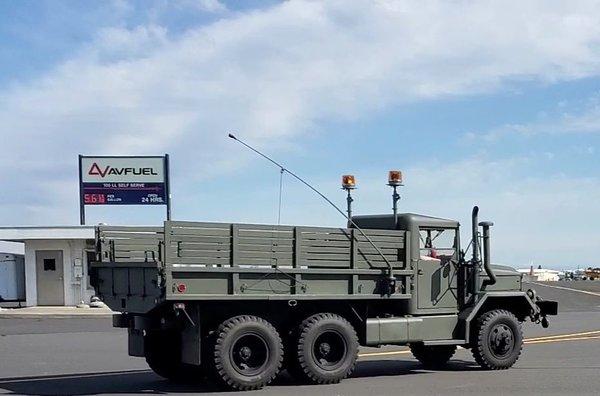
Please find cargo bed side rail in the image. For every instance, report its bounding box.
[96,226,164,263]
[164,221,413,300]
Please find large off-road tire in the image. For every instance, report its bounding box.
[471,309,523,370]
[212,315,283,391]
[145,331,202,382]
[283,337,305,380]
[409,344,457,368]
[289,313,359,384]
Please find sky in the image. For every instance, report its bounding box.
[1,0,600,269]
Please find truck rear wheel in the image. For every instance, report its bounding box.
[409,344,457,368]
[289,313,359,384]
[212,315,283,390]
[472,309,523,370]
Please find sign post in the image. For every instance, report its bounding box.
[78,155,171,225]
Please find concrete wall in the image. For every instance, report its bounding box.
[24,240,95,306]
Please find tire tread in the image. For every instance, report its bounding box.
[293,313,359,384]
[410,344,457,368]
[471,309,523,370]
[212,315,283,390]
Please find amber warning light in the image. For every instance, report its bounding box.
[342,175,356,190]
[388,170,403,186]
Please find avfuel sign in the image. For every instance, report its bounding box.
[78,155,171,224]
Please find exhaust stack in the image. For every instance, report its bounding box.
[480,221,497,288]
[471,206,497,300]
[471,206,480,297]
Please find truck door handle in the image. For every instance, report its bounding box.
[417,269,423,275]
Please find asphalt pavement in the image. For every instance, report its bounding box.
[0,281,599,395]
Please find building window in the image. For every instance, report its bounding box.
[43,258,56,271]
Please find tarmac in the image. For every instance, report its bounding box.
[0,280,598,395]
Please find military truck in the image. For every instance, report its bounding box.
[90,206,557,391]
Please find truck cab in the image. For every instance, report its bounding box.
[352,212,524,314]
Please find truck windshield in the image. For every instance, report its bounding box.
[419,228,457,260]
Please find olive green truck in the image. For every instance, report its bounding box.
[90,206,557,391]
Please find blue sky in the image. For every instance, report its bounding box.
[1,0,600,269]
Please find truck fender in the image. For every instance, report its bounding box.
[461,291,538,344]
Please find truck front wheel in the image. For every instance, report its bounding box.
[289,313,359,384]
[472,309,523,370]
[212,315,283,391]
[409,344,457,368]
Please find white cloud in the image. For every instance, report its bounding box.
[2,0,600,225]
[402,159,600,270]
[159,0,228,14]
[261,155,600,269]
[469,94,600,141]
[192,0,227,13]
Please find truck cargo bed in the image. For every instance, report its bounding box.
[91,221,412,312]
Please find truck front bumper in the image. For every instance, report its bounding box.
[535,299,558,316]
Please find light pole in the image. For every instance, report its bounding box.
[387,170,403,228]
[341,175,356,223]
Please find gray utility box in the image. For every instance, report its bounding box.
[0,253,25,302]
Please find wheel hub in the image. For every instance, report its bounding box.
[312,330,348,370]
[238,346,252,361]
[318,342,331,357]
[230,332,269,376]
[490,324,514,357]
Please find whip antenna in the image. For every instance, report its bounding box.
[277,168,284,225]
[228,133,396,293]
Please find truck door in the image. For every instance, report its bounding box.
[417,228,458,310]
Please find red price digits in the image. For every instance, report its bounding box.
[84,194,106,204]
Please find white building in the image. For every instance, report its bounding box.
[0,226,96,307]
[517,268,561,282]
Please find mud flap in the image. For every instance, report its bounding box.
[181,323,201,365]
[128,328,145,357]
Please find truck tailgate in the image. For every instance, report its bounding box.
[90,226,164,313]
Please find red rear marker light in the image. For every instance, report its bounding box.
[177,283,187,293]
